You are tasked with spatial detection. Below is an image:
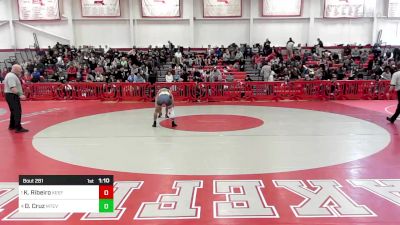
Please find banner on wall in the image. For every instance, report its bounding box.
[18,0,60,20]
[262,0,302,17]
[388,0,400,17]
[141,0,180,18]
[81,0,121,17]
[324,0,376,18]
[203,0,242,17]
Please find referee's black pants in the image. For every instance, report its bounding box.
[5,93,22,130]
[390,90,400,123]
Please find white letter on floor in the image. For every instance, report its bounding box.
[348,179,400,206]
[274,180,375,217]
[134,180,202,220]
[0,183,18,213]
[213,180,278,218]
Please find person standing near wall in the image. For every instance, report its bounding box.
[316,38,324,56]
[4,64,29,133]
[387,69,400,124]
[286,38,295,59]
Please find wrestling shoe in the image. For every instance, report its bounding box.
[152,121,157,127]
[172,121,177,127]
[15,128,29,133]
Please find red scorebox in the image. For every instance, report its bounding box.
[99,185,113,199]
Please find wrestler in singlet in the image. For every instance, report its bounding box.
[153,88,177,128]
[156,88,173,107]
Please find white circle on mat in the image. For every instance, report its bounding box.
[33,105,391,175]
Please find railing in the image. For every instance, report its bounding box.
[0,81,397,102]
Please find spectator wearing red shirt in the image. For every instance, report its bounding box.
[94,64,104,74]
[265,51,276,63]
[253,53,263,70]
[66,64,78,81]
[81,65,90,81]
[22,71,32,84]
[63,52,71,64]
[44,67,55,81]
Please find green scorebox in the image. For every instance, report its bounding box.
[99,199,114,213]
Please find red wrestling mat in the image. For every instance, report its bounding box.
[0,100,399,225]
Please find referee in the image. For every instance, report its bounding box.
[4,64,28,133]
[387,69,400,124]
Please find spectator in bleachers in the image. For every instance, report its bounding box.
[360,50,368,64]
[321,65,332,80]
[244,44,252,58]
[223,49,230,64]
[289,65,301,80]
[393,48,400,61]
[344,45,352,56]
[193,68,202,82]
[127,73,135,83]
[294,43,302,55]
[252,44,261,55]
[316,38,324,56]
[235,50,244,61]
[134,73,146,83]
[261,63,273,82]
[31,68,41,83]
[174,50,183,65]
[381,67,392,80]
[245,74,253,82]
[263,39,272,56]
[336,66,345,80]
[286,38,295,59]
[210,67,222,82]
[215,47,223,58]
[81,65,90,81]
[44,66,55,81]
[22,71,32,84]
[352,46,361,58]
[94,64,104,75]
[120,57,128,68]
[180,68,189,82]
[165,71,174,83]
[253,53,262,70]
[0,67,8,83]
[343,56,354,70]
[207,45,214,57]
[95,72,104,82]
[173,71,181,82]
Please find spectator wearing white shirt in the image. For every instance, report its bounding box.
[261,63,275,81]
[381,67,392,80]
[286,38,295,59]
[210,67,222,82]
[174,50,183,65]
[222,49,230,63]
[165,71,174,83]
[134,74,146,83]
[235,51,244,61]
[387,70,400,123]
